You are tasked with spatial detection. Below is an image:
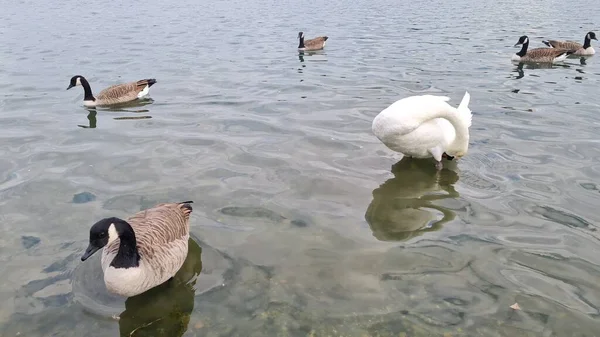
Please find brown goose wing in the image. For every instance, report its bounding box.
[546,40,582,50]
[527,47,572,59]
[304,36,328,49]
[127,202,193,259]
[96,79,155,105]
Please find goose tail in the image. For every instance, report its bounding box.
[145,79,157,87]
[179,201,193,214]
[542,40,552,47]
[457,91,472,128]
[323,36,329,41]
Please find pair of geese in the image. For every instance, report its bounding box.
[67,32,327,108]
[512,31,597,63]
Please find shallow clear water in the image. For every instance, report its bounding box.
[1,0,600,335]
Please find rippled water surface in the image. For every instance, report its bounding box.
[2,0,600,335]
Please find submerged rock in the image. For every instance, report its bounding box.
[72,192,96,204]
[21,235,41,249]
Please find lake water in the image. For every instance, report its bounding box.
[1,0,600,335]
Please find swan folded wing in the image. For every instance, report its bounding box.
[96,81,149,105]
[546,40,582,50]
[376,96,453,137]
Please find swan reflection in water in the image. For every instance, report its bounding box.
[117,237,202,336]
[77,98,154,129]
[365,157,459,241]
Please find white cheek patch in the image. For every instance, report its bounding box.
[76,77,81,86]
[108,224,118,243]
[524,38,529,44]
[137,85,150,98]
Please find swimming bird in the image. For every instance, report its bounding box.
[80,201,193,297]
[67,75,156,107]
[372,92,472,170]
[512,35,574,63]
[297,31,328,51]
[542,31,597,56]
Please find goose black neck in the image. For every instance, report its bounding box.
[111,220,140,268]
[298,37,305,49]
[80,77,96,102]
[517,41,528,57]
[583,35,591,49]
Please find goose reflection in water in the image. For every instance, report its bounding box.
[365,157,459,241]
[297,50,328,62]
[77,98,154,129]
[117,237,202,337]
[512,61,572,80]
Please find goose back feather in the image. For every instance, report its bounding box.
[96,79,157,106]
[520,47,575,63]
[543,40,582,50]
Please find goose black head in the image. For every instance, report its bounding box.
[67,75,84,90]
[298,31,304,39]
[587,32,597,41]
[514,35,529,47]
[81,217,127,261]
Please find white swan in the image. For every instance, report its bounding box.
[372,92,472,170]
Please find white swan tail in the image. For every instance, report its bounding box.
[457,91,472,128]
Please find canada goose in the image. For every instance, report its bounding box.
[67,75,156,107]
[372,92,472,170]
[297,32,328,51]
[80,201,193,297]
[512,35,574,63]
[542,31,597,56]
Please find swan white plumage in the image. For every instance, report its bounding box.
[372,92,472,170]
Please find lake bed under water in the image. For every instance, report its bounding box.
[1,0,600,336]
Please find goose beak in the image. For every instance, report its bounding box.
[81,244,100,261]
[67,84,74,90]
[514,43,521,47]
